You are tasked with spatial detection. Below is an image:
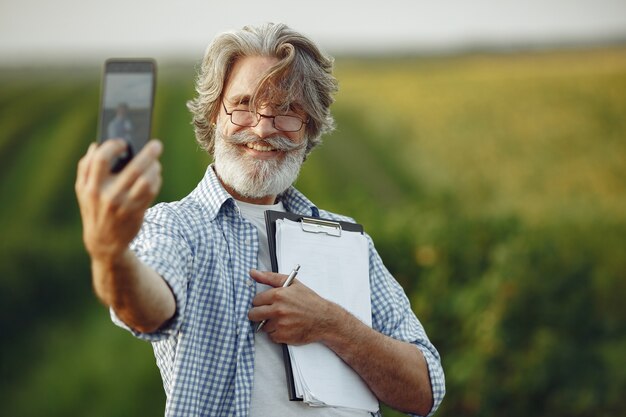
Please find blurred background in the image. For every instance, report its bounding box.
[1,1,625,416]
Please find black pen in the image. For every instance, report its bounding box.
[255,264,300,333]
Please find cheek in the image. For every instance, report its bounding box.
[218,118,240,137]
[287,131,306,144]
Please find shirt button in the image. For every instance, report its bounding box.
[246,279,254,288]
[245,238,252,244]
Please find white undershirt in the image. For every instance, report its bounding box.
[236,200,371,417]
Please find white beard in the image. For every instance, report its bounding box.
[213,129,306,199]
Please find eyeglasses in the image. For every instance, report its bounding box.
[222,101,308,133]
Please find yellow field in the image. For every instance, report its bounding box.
[334,47,626,223]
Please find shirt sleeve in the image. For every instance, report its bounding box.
[110,203,192,342]
[367,234,446,417]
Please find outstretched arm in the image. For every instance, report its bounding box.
[75,139,175,332]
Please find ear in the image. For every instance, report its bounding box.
[210,99,222,126]
[210,110,219,126]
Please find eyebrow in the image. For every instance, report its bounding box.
[224,94,252,106]
[224,94,306,116]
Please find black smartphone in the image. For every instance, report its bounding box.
[97,58,156,172]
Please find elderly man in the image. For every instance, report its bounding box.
[75,23,445,417]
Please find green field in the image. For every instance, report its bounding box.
[1,47,625,416]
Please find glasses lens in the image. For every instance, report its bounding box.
[231,110,258,127]
[274,115,303,132]
[229,108,304,132]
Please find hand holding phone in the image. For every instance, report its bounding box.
[75,137,163,263]
[98,59,156,172]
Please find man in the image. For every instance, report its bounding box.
[75,23,445,417]
[107,102,133,142]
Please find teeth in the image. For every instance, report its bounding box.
[246,142,276,152]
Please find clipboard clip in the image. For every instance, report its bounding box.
[300,217,342,237]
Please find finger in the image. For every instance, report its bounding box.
[124,159,162,211]
[248,304,273,323]
[250,269,290,288]
[134,139,163,163]
[88,139,128,187]
[75,142,98,191]
[261,322,278,335]
[115,139,163,191]
[252,287,280,307]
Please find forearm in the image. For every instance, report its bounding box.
[322,306,433,416]
[249,272,435,414]
[91,248,176,333]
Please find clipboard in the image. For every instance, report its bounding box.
[264,210,365,401]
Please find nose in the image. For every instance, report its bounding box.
[249,113,279,139]
[249,104,281,138]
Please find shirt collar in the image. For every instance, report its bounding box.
[279,186,320,217]
[193,165,236,221]
[192,164,320,220]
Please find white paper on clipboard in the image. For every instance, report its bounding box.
[275,218,379,413]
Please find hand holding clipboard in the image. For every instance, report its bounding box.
[255,264,300,333]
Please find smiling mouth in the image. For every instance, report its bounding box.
[244,141,280,152]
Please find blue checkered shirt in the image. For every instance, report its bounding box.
[112,165,445,417]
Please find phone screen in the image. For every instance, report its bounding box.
[98,59,156,172]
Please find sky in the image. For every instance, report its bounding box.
[1,0,625,64]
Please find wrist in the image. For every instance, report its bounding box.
[89,246,132,269]
[317,302,362,349]
[90,248,135,306]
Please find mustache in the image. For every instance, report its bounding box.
[224,131,306,152]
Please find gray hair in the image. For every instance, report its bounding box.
[186,23,338,156]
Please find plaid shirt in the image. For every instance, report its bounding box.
[113,165,445,417]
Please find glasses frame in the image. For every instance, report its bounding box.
[221,101,308,133]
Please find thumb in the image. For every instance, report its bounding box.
[249,269,289,288]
